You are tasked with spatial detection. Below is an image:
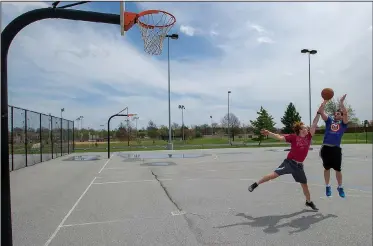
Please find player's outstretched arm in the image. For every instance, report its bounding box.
[310,111,321,136]
[317,100,328,121]
[339,94,348,125]
[260,129,285,141]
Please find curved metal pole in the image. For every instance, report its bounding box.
[1,8,120,245]
[107,114,128,158]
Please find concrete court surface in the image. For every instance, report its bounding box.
[10,144,372,246]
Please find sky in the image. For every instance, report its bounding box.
[2,1,372,130]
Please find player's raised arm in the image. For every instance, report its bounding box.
[339,94,348,125]
[317,100,328,121]
[310,110,321,136]
[261,129,285,141]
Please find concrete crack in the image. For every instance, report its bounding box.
[150,170,182,212]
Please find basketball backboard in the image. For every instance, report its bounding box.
[120,1,126,36]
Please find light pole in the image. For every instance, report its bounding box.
[79,116,84,130]
[301,49,317,128]
[210,115,213,135]
[364,120,369,143]
[100,124,105,139]
[178,105,185,141]
[132,116,139,139]
[227,91,231,143]
[166,33,179,150]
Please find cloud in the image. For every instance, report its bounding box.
[3,2,372,131]
[257,36,274,44]
[180,25,196,36]
[249,24,267,34]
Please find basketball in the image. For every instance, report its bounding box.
[321,88,334,100]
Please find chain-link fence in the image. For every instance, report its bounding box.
[8,105,75,171]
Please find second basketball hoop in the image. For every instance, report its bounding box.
[122,9,176,55]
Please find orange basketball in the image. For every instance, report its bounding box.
[321,88,334,100]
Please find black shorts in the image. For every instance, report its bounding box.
[320,145,342,172]
[274,159,307,184]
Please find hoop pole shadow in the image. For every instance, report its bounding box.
[107,114,128,158]
[1,8,120,245]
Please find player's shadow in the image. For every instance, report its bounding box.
[214,209,338,234]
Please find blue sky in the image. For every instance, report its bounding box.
[2,1,372,130]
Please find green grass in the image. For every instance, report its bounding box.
[9,132,372,154]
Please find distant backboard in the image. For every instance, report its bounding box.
[120,1,125,36]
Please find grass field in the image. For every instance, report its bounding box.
[9,132,372,154]
[72,132,372,152]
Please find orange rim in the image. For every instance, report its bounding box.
[136,10,176,29]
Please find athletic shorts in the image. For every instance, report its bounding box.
[274,159,307,184]
[320,145,342,172]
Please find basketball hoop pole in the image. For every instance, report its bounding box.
[107,114,128,158]
[1,8,121,245]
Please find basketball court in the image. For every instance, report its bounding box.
[3,3,372,246]
[10,144,372,246]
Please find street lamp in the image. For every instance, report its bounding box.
[210,115,213,135]
[364,120,369,143]
[132,116,139,139]
[100,124,105,140]
[178,105,185,141]
[301,49,317,128]
[166,33,179,150]
[61,108,65,119]
[227,91,231,143]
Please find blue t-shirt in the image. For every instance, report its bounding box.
[323,116,347,147]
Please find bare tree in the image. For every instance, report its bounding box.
[221,113,241,141]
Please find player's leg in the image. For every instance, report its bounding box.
[320,145,333,197]
[333,147,345,197]
[301,183,318,210]
[291,161,318,210]
[248,159,289,192]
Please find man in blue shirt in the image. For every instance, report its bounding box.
[318,94,348,198]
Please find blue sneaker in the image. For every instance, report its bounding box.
[337,187,345,198]
[326,186,332,197]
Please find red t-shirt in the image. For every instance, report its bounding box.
[284,133,312,163]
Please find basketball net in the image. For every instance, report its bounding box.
[137,11,176,55]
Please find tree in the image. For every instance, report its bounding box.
[281,102,302,134]
[146,120,159,139]
[221,113,241,141]
[158,125,169,140]
[324,97,357,123]
[116,122,129,141]
[250,106,276,145]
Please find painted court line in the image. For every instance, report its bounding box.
[60,215,166,228]
[104,167,148,170]
[44,177,97,246]
[98,154,113,174]
[93,178,173,185]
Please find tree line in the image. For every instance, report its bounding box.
[83,97,368,142]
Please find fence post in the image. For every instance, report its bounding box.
[51,115,54,159]
[40,113,42,162]
[11,106,14,171]
[60,117,63,156]
[24,109,28,167]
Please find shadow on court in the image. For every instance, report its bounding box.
[215,209,338,234]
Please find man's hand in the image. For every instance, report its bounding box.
[340,94,347,103]
[260,129,269,136]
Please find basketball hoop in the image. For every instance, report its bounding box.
[123,10,176,55]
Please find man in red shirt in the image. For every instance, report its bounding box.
[248,101,327,211]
